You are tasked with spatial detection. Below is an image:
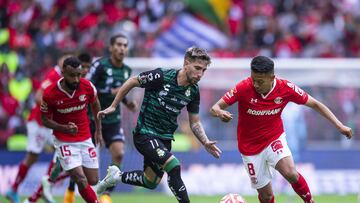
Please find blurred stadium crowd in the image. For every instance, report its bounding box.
[0,0,359,149]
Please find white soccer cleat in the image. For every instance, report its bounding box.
[96,165,121,196]
[22,199,31,203]
[41,175,56,203]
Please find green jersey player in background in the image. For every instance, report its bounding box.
[96,47,222,203]
[86,34,137,203]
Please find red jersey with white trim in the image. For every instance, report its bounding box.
[40,78,97,142]
[28,66,62,125]
[222,77,308,155]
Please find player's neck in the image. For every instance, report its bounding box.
[261,81,275,96]
[110,56,123,68]
[177,69,190,86]
[60,80,75,94]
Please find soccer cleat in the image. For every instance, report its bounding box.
[22,198,33,203]
[6,189,20,203]
[99,194,112,203]
[96,166,121,196]
[63,188,75,203]
[41,176,56,203]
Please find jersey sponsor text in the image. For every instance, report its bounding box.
[247,107,281,116]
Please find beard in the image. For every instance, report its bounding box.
[186,73,198,85]
[65,80,79,90]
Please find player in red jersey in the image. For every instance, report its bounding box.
[22,52,93,203]
[210,56,352,203]
[6,54,71,203]
[40,56,102,203]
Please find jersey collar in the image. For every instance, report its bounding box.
[261,78,277,99]
[57,78,76,98]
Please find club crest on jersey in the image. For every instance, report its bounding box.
[156,148,165,157]
[79,94,86,101]
[185,88,191,97]
[274,97,283,104]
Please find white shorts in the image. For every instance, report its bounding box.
[26,121,53,154]
[53,138,98,171]
[241,133,292,189]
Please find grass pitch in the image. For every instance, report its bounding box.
[54,193,358,203]
[1,193,357,203]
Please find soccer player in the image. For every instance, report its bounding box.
[210,56,353,203]
[6,53,71,203]
[22,52,94,203]
[40,57,102,203]
[63,51,93,203]
[96,47,222,203]
[86,34,136,203]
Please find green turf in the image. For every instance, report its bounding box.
[47,193,357,203]
[2,193,356,203]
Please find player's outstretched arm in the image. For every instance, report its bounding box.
[97,76,140,119]
[188,113,222,158]
[305,95,352,139]
[210,99,233,122]
[90,96,104,146]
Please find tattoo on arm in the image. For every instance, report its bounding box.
[190,122,209,145]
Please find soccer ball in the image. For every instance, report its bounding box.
[219,193,246,203]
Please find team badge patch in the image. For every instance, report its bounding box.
[79,94,86,101]
[138,75,147,85]
[156,148,165,157]
[88,147,97,158]
[271,140,283,153]
[185,88,191,97]
[274,97,283,104]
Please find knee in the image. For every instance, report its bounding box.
[282,168,299,183]
[87,175,99,186]
[143,176,159,190]
[71,174,88,189]
[167,165,181,177]
[259,192,274,202]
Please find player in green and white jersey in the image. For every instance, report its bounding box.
[86,34,137,203]
[96,47,222,203]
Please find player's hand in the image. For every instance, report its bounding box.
[126,101,138,112]
[217,110,233,122]
[204,140,222,158]
[339,125,352,139]
[97,106,116,119]
[94,129,104,147]
[65,122,78,135]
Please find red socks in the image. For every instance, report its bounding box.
[79,184,98,203]
[258,194,274,203]
[28,186,42,202]
[12,163,29,191]
[291,172,314,203]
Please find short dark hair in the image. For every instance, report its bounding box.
[184,46,211,66]
[251,56,274,74]
[110,34,128,45]
[63,56,81,69]
[77,52,92,63]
